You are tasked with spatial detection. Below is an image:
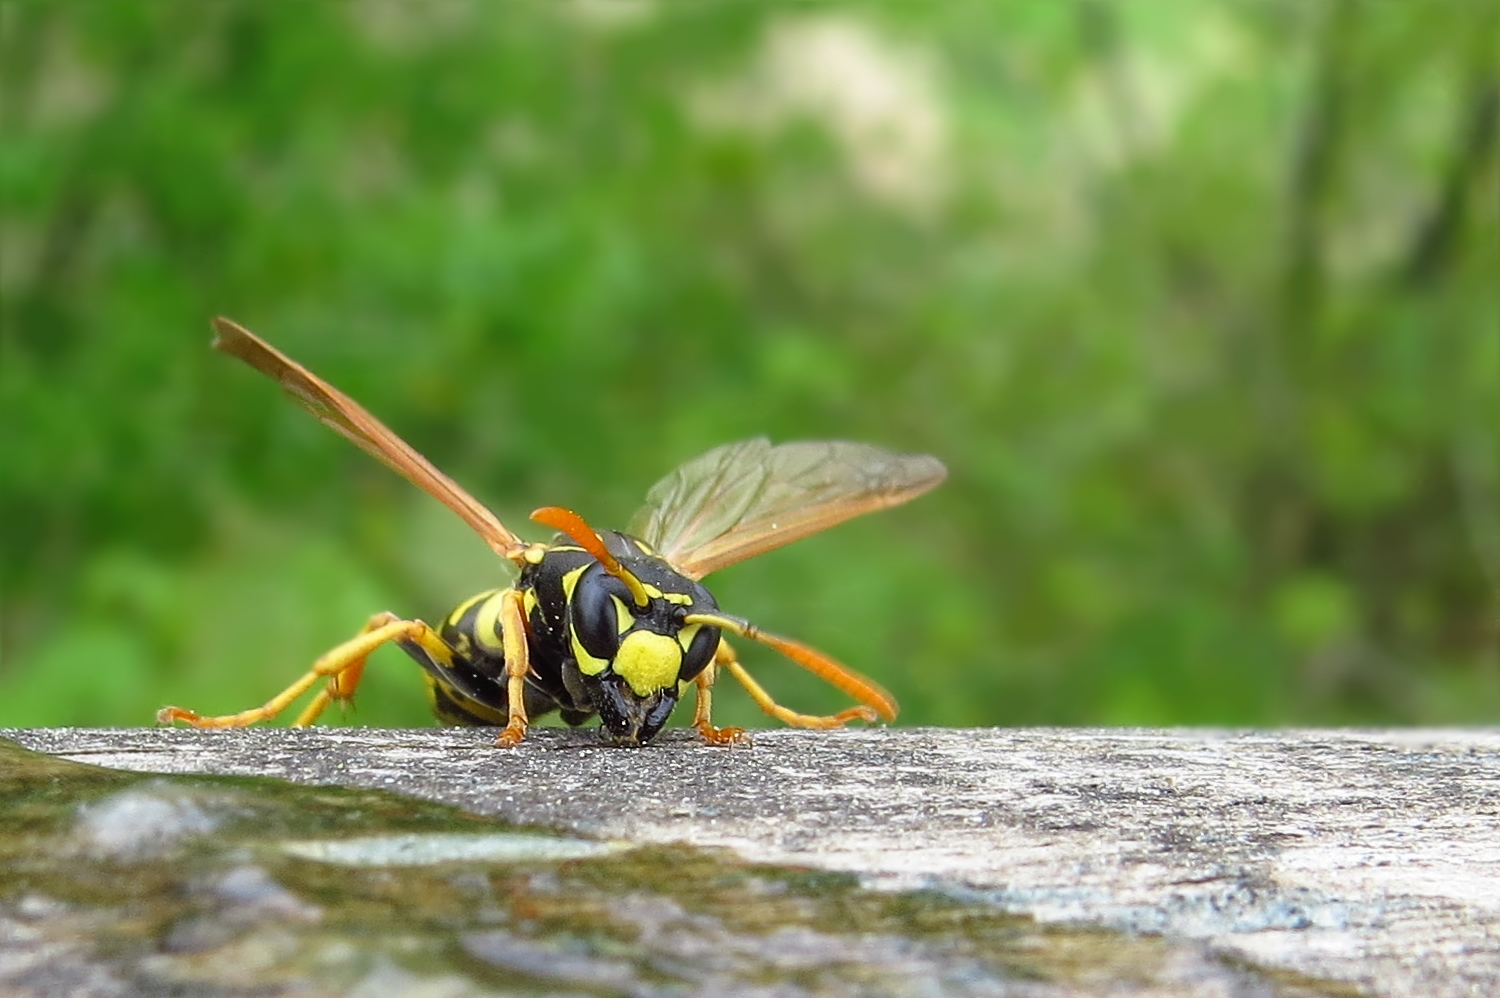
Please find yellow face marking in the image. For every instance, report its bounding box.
[614,631,682,696]
[571,630,608,676]
[676,623,701,653]
[522,587,539,622]
[663,592,693,606]
[566,563,605,677]
[610,595,634,635]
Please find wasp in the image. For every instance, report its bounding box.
[158,318,946,746]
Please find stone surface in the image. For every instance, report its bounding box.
[8,726,1498,998]
[1,734,1323,998]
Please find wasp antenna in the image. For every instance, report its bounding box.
[683,612,898,722]
[531,506,650,607]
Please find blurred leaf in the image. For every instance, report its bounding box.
[2,1,1496,729]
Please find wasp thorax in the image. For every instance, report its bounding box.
[566,558,721,744]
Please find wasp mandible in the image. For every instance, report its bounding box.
[159,318,946,746]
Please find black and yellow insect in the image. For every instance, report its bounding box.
[159,318,946,747]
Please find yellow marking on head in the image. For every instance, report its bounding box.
[610,595,635,635]
[663,592,693,606]
[571,630,608,676]
[614,631,683,696]
[676,623,702,652]
[564,564,606,675]
[473,592,507,652]
[522,587,539,621]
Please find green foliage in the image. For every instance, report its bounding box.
[2,1,1496,729]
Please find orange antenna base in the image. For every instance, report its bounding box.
[530,506,650,606]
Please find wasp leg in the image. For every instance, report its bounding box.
[290,610,465,725]
[715,638,881,730]
[157,613,454,729]
[494,588,532,747]
[692,651,750,746]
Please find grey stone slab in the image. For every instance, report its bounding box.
[8,726,1498,998]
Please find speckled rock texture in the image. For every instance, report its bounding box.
[9,726,1497,998]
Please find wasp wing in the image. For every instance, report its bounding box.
[629,438,946,580]
[211,317,526,559]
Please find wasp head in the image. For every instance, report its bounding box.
[530,507,725,746]
[567,553,721,746]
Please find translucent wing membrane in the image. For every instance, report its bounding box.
[630,438,947,579]
[211,317,526,560]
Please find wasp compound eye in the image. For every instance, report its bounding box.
[570,566,622,661]
[678,623,721,683]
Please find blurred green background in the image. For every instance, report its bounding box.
[2,1,1497,732]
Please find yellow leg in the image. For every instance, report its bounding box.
[716,638,880,730]
[692,653,749,746]
[494,588,532,747]
[157,612,454,729]
[291,610,392,725]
